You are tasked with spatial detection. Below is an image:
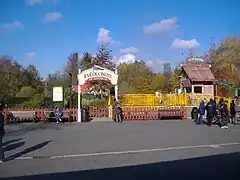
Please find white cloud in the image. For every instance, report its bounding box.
[143,17,178,34]
[171,38,200,48]
[120,47,139,54]
[146,60,154,67]
[117,53,136,65]
[26,52,36,59]
[26,0,58,5]
[42,12,62,23]
[97,28,113,45]
[96,28,121,45]
[26,0,44,5]
[0,20,24,30]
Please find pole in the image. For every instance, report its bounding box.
[114,69,118,101]
[77,69,82,122]
[69,73,72,109]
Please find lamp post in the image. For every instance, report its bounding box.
[69,73,73,109]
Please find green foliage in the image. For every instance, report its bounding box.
[93,45,115,71]
[208,36,240,96]
[0,56,44,105]
[80,52,93,71]
[20,94,44,108]
[16,86,36,97]
[118,61,170,94]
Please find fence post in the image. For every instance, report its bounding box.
[108,105,112,118]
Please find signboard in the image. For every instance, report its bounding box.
[83,71,112,81]
[203,85,213,94]
[78,65,118,85]
[188,57,204,62]
[53,86,63,102]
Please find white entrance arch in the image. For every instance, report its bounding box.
[77,65,118,122]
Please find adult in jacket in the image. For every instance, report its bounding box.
[230,100,236,124]
[198,99,205,124]
[234,98,240,124]
[205,99,216,126]
[0,103,5,162]
[112,98,119,122]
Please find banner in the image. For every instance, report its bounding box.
[53,86,63,102]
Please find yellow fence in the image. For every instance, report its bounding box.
[119,93,232,107]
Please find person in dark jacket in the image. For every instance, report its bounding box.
[116,104,123,123]
[0,104,5,162]
[205,98,216,127]
[198,99,205,124]
[218,99,229,129]
[234,98,240,125]
[230,100,236,124]
[112,98,120,122]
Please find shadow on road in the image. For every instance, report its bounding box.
[6,140,51,161]
[6,123,62,137]
[3,141,25,152]
[2,152,240,180]
[2,138,23,146]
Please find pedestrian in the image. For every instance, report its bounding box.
[0,103,5,162]
[205,98,216,127]
[219,100,229,129]
[116,104,123,123]
[234,97,240,125]
[198,99,205,124]
[112,98,120,123]
[213,97,217,107]
[230,100,236,124]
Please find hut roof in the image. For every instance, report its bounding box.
[181,63,215,82]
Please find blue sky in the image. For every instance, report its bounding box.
[0,0,239,76]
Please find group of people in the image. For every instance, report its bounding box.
[198,97,240,128]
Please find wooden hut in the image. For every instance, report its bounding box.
[180,63,216,96]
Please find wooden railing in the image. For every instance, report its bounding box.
[4,106,186,121]
[5,107,109,121]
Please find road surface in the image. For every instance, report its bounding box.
[0,120,240,180]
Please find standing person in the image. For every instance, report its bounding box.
[0,104,5,162]
[219,100,229,129]
[230,100,236,124]
[112,98,119,123]
[234,97,240,125]
[213,97,217,107]
[205,98,216,127]
[198,99,205,124]
[116,104,123,123]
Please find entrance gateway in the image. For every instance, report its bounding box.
[77,65,118,122]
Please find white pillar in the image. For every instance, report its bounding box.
[115,85,118,101]
[211,85,214,97]
[191,85,194,93]
[77,69,82,122]
[114,69,118,101]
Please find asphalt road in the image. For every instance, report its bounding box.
[0,120,240,180]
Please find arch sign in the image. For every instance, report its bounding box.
[78,65,118,85]
[77,65,118,122]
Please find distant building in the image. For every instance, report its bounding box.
[180,63,216,96]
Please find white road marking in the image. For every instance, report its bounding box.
[209,145,221,148]
[15,142,240,160]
